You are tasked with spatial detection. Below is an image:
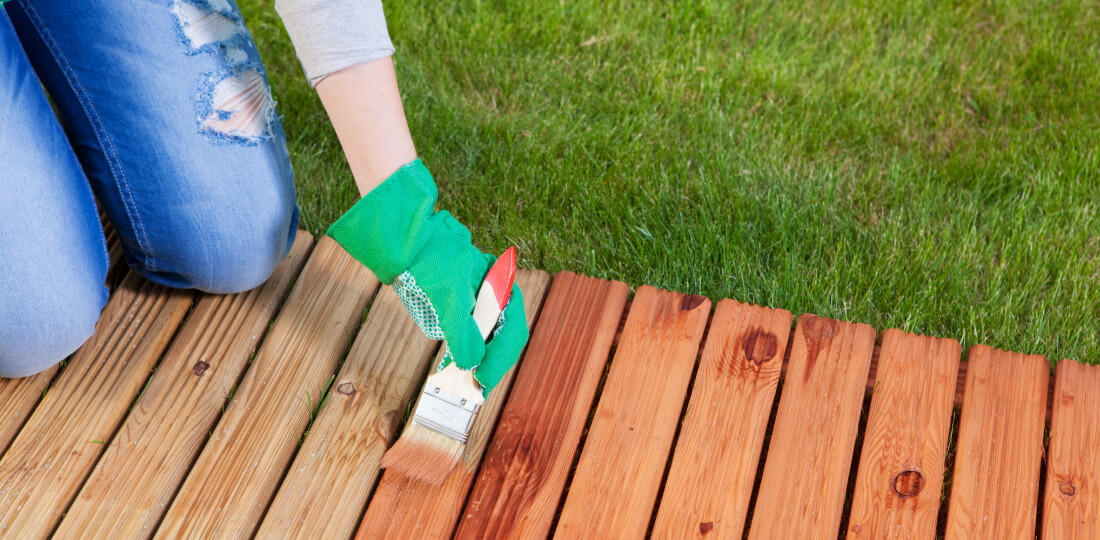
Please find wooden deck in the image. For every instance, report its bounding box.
[1,230,1097,539]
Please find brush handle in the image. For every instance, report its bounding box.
[471,247,516,340]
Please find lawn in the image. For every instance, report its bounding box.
[239,0,1099,366]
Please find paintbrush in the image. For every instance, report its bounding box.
[380,247,517,485]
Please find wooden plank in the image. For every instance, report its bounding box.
[354,269,554,540]
[154,236,380,538]
[453,272,631,539]
[847,329,961,539]
[1044,359,1100,537]
[0,367,58,457]
[254,280,442,537]
[55,232,314,539]
[651,299,793,539]
[748,314,876,539]
[865,355,1055,421]
[945,345,1048,539]
[0,274,194,538]
[555,286,710,539]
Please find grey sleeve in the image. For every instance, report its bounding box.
[274,0,395,86]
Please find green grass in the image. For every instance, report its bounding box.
[240,0,1099,365]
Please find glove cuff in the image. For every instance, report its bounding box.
[326,159,439,283]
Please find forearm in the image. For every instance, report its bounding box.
[315,57,418,196]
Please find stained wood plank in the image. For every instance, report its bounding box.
[847,329,961,539]
[453,272,630,539]
[945,345,1048,539]
[0,274,194,538]
[55,232,314,539]
[555,286,710,539]
[865,356,1055,421]
[254,281,442,537]
[354,269,553,540]
[748,314,876,539]
[154,236,380,538]
[1043,359,1100,537]
[652,299,793,539]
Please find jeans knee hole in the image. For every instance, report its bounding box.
[196,66,275,145]
[172,0,246,52]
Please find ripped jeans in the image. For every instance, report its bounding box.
[0,0,299,377]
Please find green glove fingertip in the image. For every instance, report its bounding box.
[475,283,529,397]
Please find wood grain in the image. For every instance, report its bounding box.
[555,286,710,539]
[847,329,961,539]
[0,273,194,538]
[355,270,554,540]
[748,314,876,539]
[945,345,1049,539]
[1043,359,1100,537]
[453,272,630,539]
[254,282,441,538]
[0,367,58,457]
[651,299,793,539]
[866,355,1055,421]
[154,236,380,538]
[54,232,313,539]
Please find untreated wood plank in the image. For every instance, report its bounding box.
[452,272,630,539]
[0,273,194,538]
[55,232,313,539]
[945,345,1049,539]
[355,270,554,540]
[0,366,58,457]
[1043,359,1100,537]
[652,299,793,539]
[555,286,710,539]
[154,236,379,538]
[847,329,961,539]
[748,314,876,539]
[254,281,442,538]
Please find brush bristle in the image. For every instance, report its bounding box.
[380,423,464,485]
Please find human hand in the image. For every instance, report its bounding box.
[326,159,528,397]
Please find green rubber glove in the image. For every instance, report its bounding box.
[326,159,528,397]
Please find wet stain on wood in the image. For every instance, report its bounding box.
[681,294,706,311]
[801,315,837,383]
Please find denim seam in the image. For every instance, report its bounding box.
[20,3,156,272]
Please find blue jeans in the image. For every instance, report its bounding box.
[0,0,299,377]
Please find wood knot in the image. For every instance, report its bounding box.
[741,329,778,365]
[681,294,706,311]
[336,382,355,396]
[893,470,924,498]
[1059,482,1076,498]
[699,521,713,534]
[192,360,210,376]
[803,315,837,339]
[851,524,863,534]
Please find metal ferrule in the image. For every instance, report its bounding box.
[410,383,481,443]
